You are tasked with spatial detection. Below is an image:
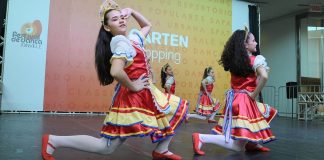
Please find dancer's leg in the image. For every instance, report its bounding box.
[47,135,125,155]
[186,113,207,120]
[152,136,182,159]
[198,134,246,152]
[154,136,173,154]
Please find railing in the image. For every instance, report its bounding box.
[278,85,297,118]
[260,86,276,106]
[262,85,324,120]
[297,91,324,121]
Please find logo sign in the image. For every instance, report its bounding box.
[11,20,43,49]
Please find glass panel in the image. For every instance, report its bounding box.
[300,17,324,88]
[300,18,309,78]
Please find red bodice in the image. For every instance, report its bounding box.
[165,81,176,94]
[200,83,214,94]
[124,44,149,79]
[230,56,257,92]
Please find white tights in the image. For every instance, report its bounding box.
[198,134,246,152]
[47,135,174,155]
[48,135,125,155]
[187,114,207,120]
[187,110,218,120]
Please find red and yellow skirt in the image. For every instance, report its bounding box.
[196,93,220,116]
[212,91,277,143]
[100,83,189,143]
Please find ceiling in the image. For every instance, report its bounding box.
[239,0,324,22]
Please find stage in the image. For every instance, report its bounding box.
[0,113,323,160]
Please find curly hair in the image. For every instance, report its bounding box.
[218,30,254,77]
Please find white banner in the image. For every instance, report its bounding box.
[1,0,50,111]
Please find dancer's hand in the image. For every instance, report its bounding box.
[121,8,132,19]
[130,73,149,92]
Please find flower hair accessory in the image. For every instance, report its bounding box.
[99,0,119,23]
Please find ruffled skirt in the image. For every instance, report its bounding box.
[211,91,277,143]
[196,92,220,116]
[100,83,189,143]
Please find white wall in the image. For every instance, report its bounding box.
[232,0,252,32]
[261,17,297,87]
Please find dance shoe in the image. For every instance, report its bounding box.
[42,134,55,160]
[192,133,205,155]
[152,150,182,160]
[245,142,270,152]
[207,119,217,123]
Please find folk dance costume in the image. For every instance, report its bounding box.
[100,31,189,143]
[165,76,176,94]
[186,76,220,123]
[212,55,277,143]
[196,76,220,116]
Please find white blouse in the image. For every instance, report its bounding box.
[253,55,270,71]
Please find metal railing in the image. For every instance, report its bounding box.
[260,86,276,107]
[277,85,297,118]
[263,85,324,120]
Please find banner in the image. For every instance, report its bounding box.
[2,0,50,111]
[43,0,232,112]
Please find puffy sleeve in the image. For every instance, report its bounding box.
[110,35,136,67]
[128,29,145,48]
[253,55,270,72]
[165,76,174,87]
[206,76,214,83]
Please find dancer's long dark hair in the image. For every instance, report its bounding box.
[218,30,254,77]
[202,67,212,80]
[95,10,115,86]
[160,64,170,88]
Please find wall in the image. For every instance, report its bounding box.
[261,16,297,116]
[232,0,252,32]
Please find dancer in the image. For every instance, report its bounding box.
[161,63,176,94]
[186,67,221,123]
[192,28,277,156]
[41,1,188,160]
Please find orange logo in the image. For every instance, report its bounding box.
[20,20,42,39]
[11,19,43,48]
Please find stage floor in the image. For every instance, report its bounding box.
[0,113,323,160]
